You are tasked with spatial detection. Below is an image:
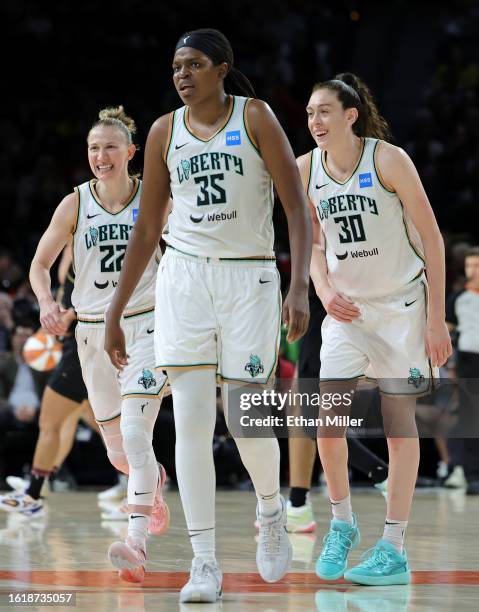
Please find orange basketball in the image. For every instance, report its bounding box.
[23,331,63,372]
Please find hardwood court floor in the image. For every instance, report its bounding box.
[0,487,478,610]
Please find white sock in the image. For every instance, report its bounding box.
[330,494,353,524]
[128,513,149,544]
[169,369,217,559]
[222,383,281,517]
[189,527,216,561]
[383,518,407,553]
[257,489,282,517]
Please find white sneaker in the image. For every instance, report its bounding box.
[100,498,129,521]
[108,536,146,583]
[256,495,292,582]
[98,477,128,501]
[6,476,50,497]
[286,496,317,533]
[444,466,467,489]
[179,557,222,603]
[0,492,44,517]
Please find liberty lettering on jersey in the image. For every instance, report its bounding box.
[175,152,244,207]
[84,223,133,273]
[84,223,133,249]
[317,194,378,245]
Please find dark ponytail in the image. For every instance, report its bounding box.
[175,28,256,98]
[313,72,392,141]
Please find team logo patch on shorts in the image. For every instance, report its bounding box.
[408,367,425,388]
[245,354,264,378]
[138,369,157,390]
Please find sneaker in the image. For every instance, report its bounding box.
[374,478,388,499]
[0,492,44,517]
[444,465,466,489]
[344,539,410,585]
[315,514,360,580]
[436,461,449,480]
[100,498,129,521]
[108,536,146,583]
[179,557,222,603]
[6,475,50,497]
[149,463,170,537]
[98,478,128,501]
[256,495,292,582]
[286,496,317,533]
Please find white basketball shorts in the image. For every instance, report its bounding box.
[76,311,167,422]
[155,248,282,384]
[320,278,437,395]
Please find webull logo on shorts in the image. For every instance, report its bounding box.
[245,354,264,378]
[138,369,157,390]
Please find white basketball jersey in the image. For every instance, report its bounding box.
[308,138,424,298]
[71,178,159,319]
[164,95,275,258]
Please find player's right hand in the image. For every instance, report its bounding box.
[39,297,68,335]
[104,317,128,370]
[322,289,361,323]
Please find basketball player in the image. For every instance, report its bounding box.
[27,107,169,583]
[0,248,96,517]
[104,29,311,603]
[298,73,451,585]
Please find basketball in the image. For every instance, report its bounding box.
[23,330,63,372]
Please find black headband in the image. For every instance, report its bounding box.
[329,79,362,104]
[175,32,232,69]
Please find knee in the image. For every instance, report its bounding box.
[107,449,129,475]
[120,421,155,468]
[38,418,62,437]
[387,437,417,453]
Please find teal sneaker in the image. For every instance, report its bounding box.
[315,514,360,580]
[344,539,411,585]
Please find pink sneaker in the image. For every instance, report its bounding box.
[148,463,170,537]
[108,536,146,583]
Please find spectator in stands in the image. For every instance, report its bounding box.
[446,246,479,495]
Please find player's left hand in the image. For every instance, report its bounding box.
[425,321,453,367]
[282,287,309,343]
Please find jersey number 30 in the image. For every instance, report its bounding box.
[334,214,366,244]
[195,173,226,206]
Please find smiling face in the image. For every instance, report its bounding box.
[87,125,135,182]
[306,87,359,150]
[172,47,228,104]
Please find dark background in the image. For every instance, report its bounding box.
[2,0,479,276]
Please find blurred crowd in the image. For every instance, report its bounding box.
[1,0,479,490]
